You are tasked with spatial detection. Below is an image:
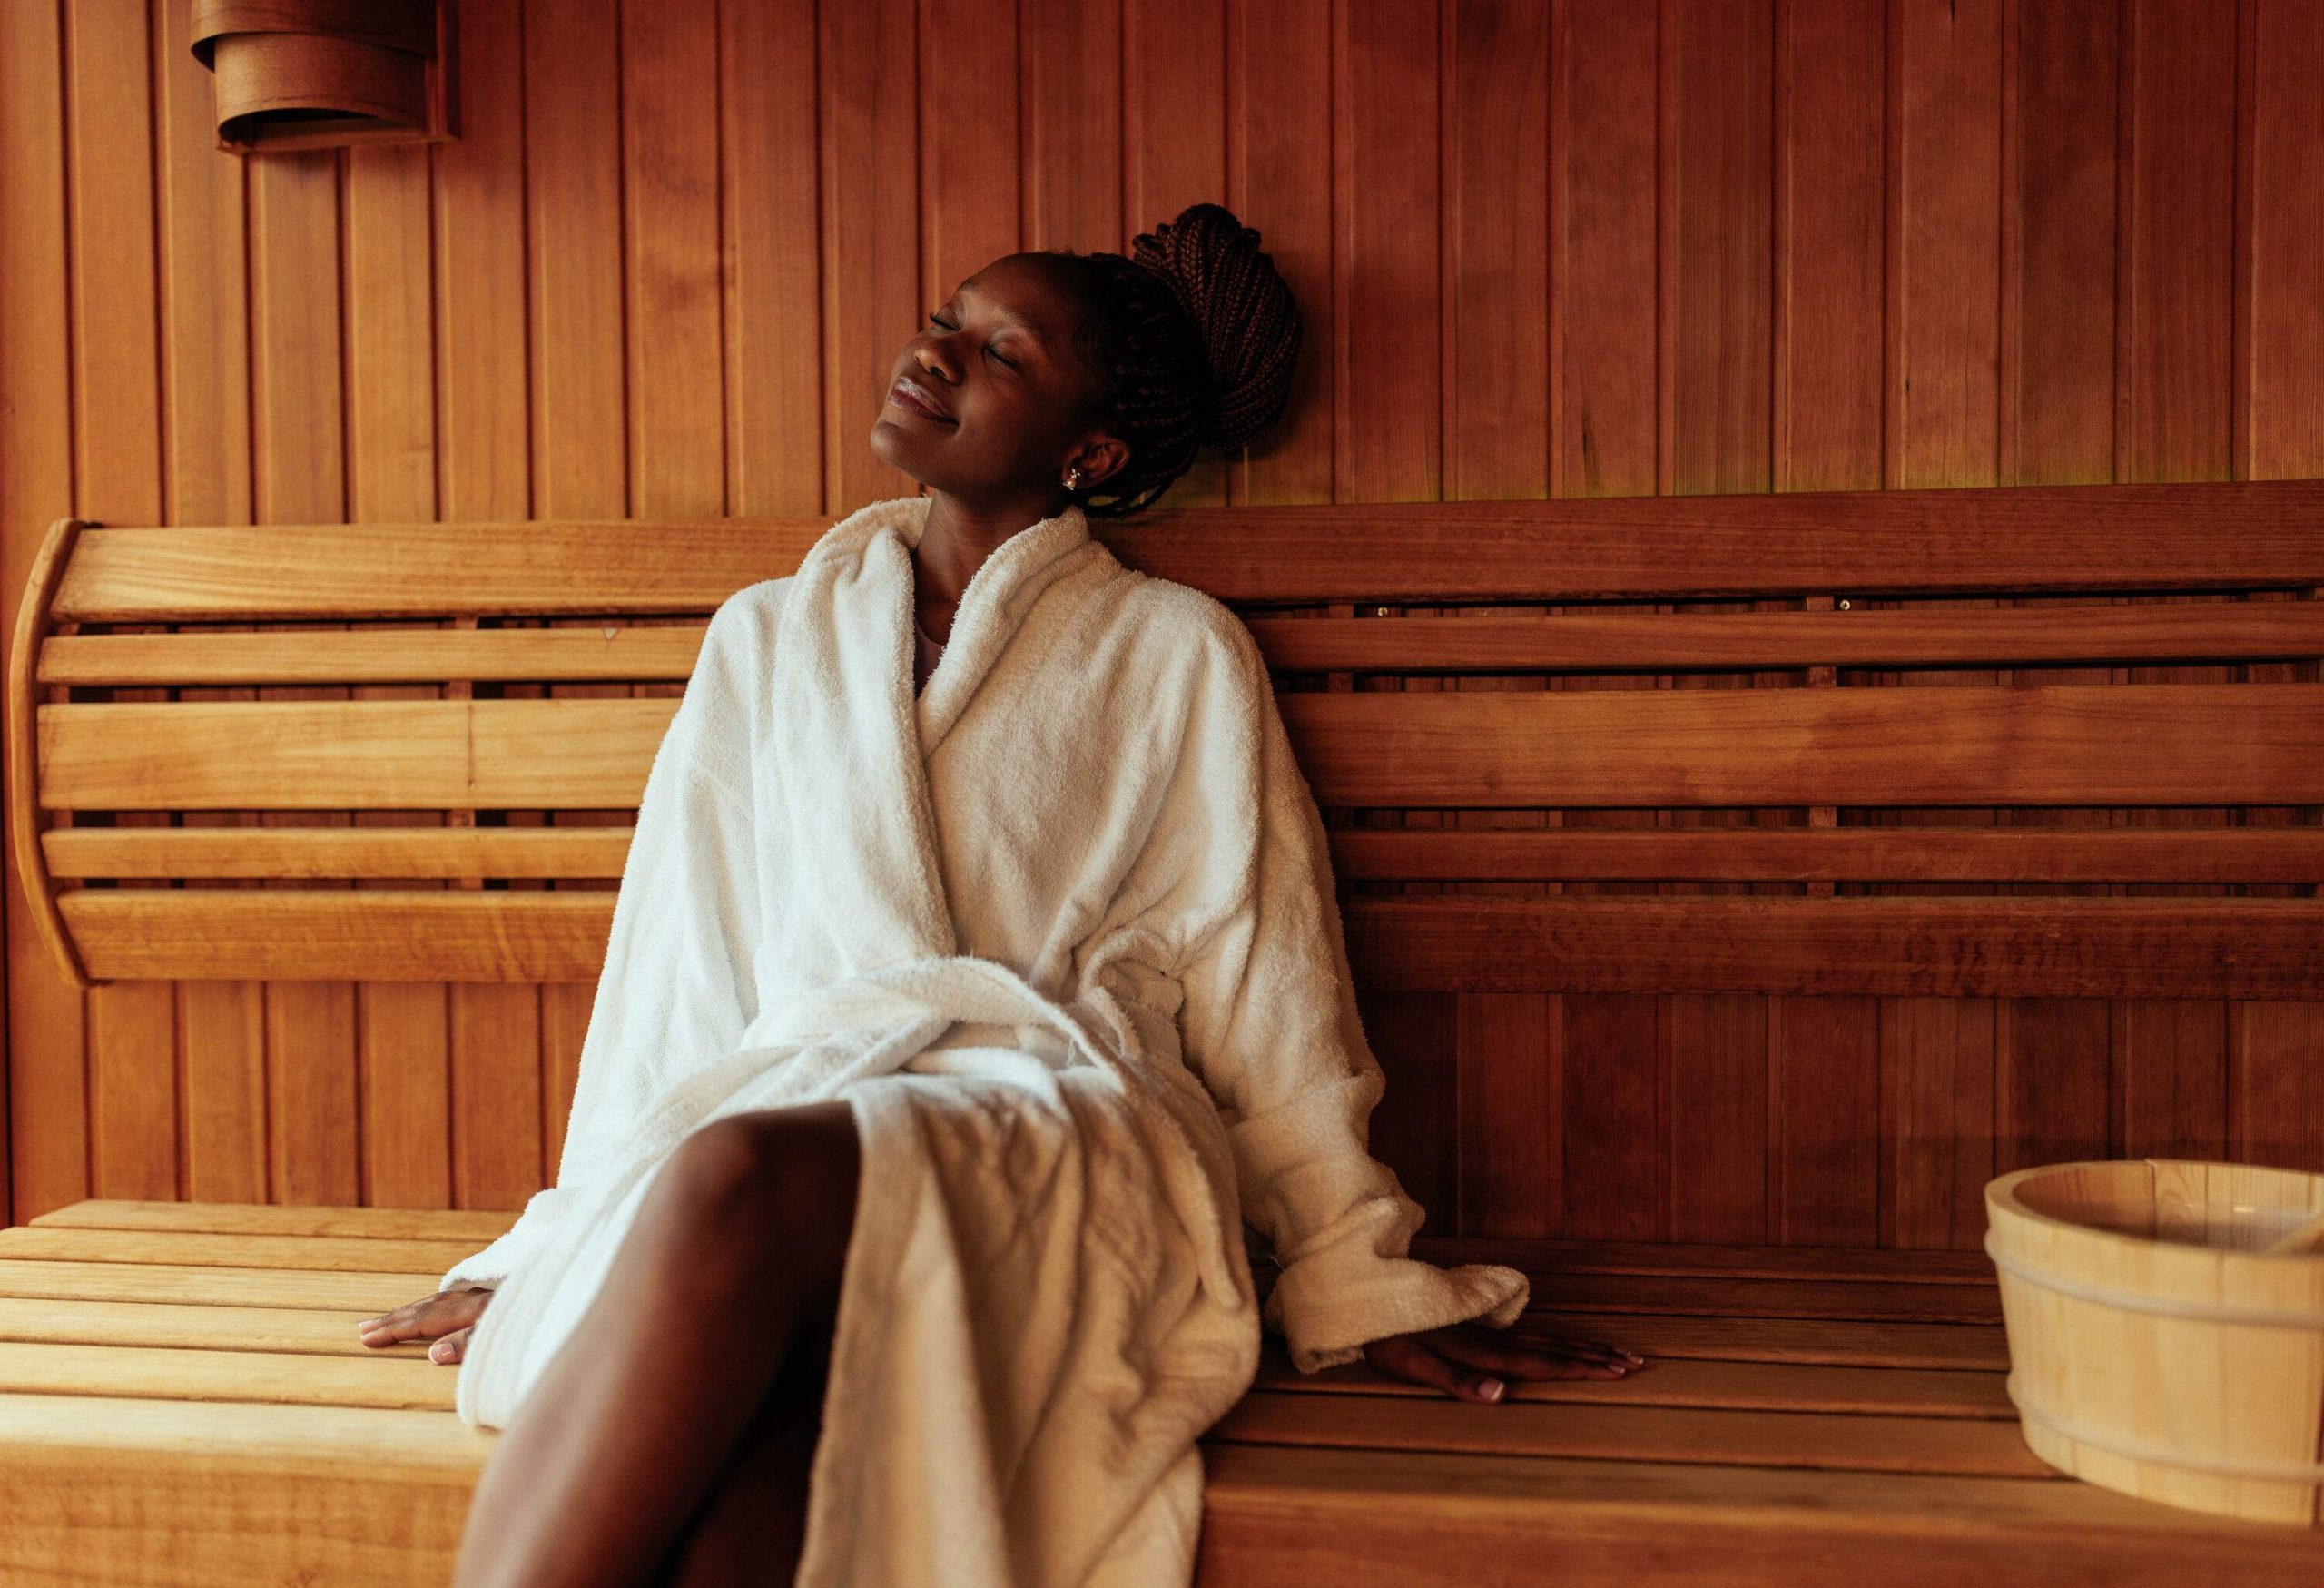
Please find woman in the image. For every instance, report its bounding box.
[356,202,1641,1588]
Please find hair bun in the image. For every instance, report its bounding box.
[1129,202,1302,452]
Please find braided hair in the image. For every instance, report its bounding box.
[1035,202,1303,518]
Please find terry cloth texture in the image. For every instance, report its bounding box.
[437,494,1529,1586]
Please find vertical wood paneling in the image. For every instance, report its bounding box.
[1881,997,1994,1248]
[3,0,84,1226]
[2109,0,2240,1159]
[1023,0,1122,256]
[724,0,827,517]
[1551,0,1664,1240]
[1228,0,1332,507]
[346,135,450,1210]
[435,0,533,1200]
[1660,0,1774,1244]
[156,0,265,1206]
[2232,0,2324,1171]
[1126,0,1228,508]
[1994,0,2120,1198]
[67,0,176,1202]
[8,0,2320,1243]
[249,144,359,1207]
[1884,0,2004,1241]
[1770,0,1885,1247]
[1334,0,1449,1230]
[822,0,921,509]
[1444,0,1554,1238]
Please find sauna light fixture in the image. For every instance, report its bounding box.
[191,0,459,153]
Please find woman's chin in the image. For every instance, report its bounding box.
[867,418,932,479]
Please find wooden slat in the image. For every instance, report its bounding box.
[1209,1391,2045,1477]
[0,1297,434,1357]
[1513,1274,1999,1327]
[43,824,636,881]
[0,1340,451,1410]
[1409,1236,1993,1286]
[1502,1312,2009,1373]
[0,1227,484,1275]
[1346,897,2324,1001]
[51,520,818,621]
[1329,827,2324,884]
[1283,686,2324,808]
[60,890,610,982]
[1194,1444,2324,1586]
[1248,602,2324,674]
[1247,1356,2014,1420]
[37,697,671,810]
[40,623,711,686]
[27,1198,516,1243]
[45,482,2324,626]
[37,684,2324,814]
[1122,484,2324,601]
[0,1396,480,1586]
[0,1261,435,1311]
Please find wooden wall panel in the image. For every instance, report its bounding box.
[1769,0,1885,1246]
[1443,0,1555,1241]
[1551,1,1664,1242]
[435,0,531,1204]
[250,143,359,1208]
[68,0,175,1203]
[1660,0,1774,1246]
[1333,1,1455,1232]
[2233,0,2324,1169]
[2,0,81,1231]
[5,0,2319,1251]
[160,0,265,1209]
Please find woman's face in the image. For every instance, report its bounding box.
[869,253,1128,509]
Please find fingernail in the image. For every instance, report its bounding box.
[1479,1378,1505,1401]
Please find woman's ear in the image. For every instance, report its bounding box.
[1069,433,1132,491]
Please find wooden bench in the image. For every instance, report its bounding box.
[5,479,2321,1583]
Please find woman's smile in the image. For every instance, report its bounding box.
[888,374,956,423]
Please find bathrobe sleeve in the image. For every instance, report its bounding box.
[435,592,768,1296]
[1167,622,1531,1373]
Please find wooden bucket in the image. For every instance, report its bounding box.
[1985,1159,2324,1524]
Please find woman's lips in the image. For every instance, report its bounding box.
[888,378,955,423]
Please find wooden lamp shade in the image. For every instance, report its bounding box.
[190,0,458,153]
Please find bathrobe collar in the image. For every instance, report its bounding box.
[770,494,1112,973]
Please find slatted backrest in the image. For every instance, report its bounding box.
[11,480,2322,995]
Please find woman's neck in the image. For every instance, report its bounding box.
[911,488,1068,638]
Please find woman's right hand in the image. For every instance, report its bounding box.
[356,1285,495,1366]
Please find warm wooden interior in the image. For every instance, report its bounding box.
[5,0,2321,1579]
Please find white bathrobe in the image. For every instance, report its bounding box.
[436,494,1529,1586]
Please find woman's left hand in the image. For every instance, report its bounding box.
[1361,1321,1645,1404]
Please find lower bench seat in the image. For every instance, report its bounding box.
[1,1204,2318,1584]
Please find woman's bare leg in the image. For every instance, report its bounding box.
[450,1100,861,1588]
[650,1306,836,1587]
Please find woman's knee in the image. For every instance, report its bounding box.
[655,1106,862,1276]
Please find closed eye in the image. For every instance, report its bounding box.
[928,312,1018,370]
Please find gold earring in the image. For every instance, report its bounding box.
[1064,466,1084,489]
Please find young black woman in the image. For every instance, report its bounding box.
[356,202,1642,1588]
